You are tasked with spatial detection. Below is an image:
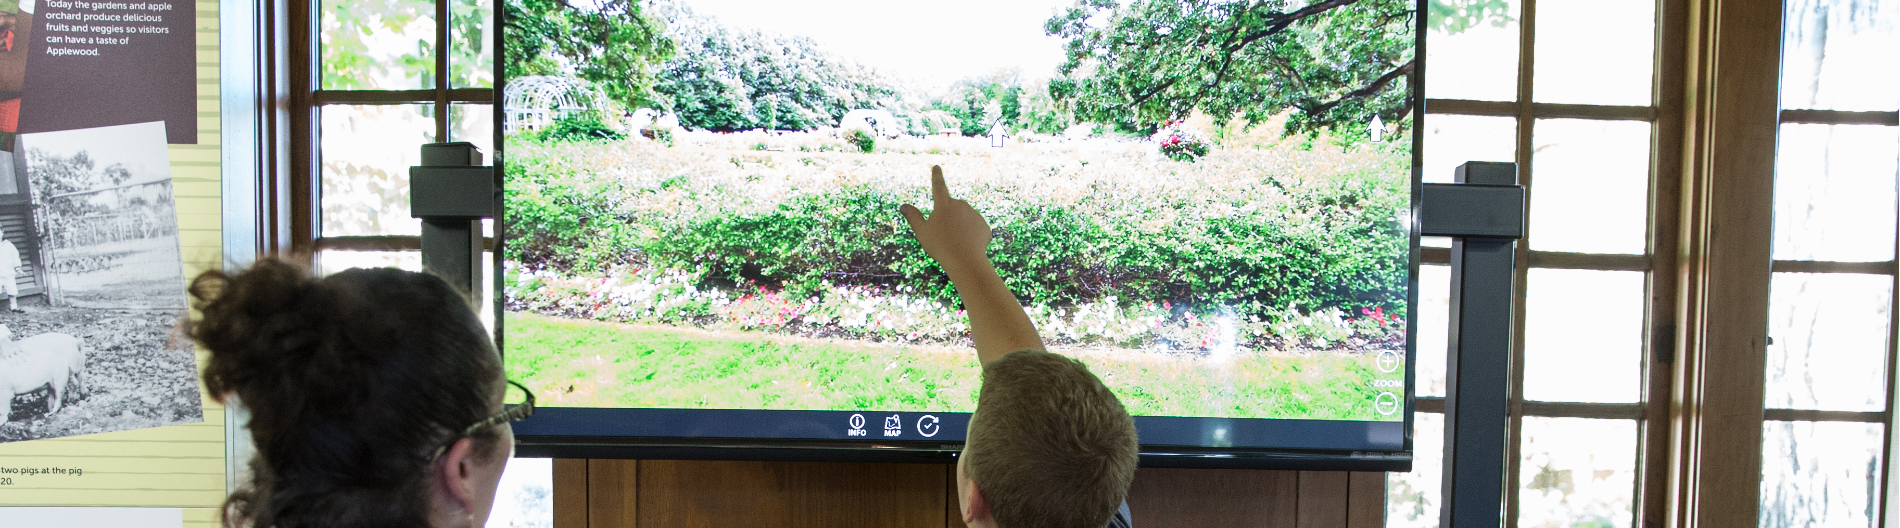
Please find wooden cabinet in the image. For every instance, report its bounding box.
[553,459,1385,528]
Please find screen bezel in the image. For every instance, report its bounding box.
[493,0,1427,471]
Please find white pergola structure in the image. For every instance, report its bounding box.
[502,76,610,133]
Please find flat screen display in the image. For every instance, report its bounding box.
[500,0,1420,464]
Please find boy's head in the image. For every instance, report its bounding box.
[957,349,1139,528]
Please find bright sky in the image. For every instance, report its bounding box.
[679,0,1080,87]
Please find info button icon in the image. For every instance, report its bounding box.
[846,413,867,437]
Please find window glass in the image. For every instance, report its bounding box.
[1761,420,1884,528]
[1528,119,1651,255]
[1416,264,1450,398]
[321,105,435,237]
[1423,114,1517,185]
[1522,269,1646,403]
[1765,272,1892,412]
[1532,0,1656,105]
[1771,124,1899,263]
[453,103,495,158]
[1388,412,1445,528]
[1780,0,1900,111]
[489,457,553,527]
[1424,0,1521,102]
[321,0,438,90]
[1518,417,1639,528]
[451,0,495,88]
[317,250,422,276]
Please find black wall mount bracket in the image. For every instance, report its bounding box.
[1420,161,1526,528]
[410,142,494,297]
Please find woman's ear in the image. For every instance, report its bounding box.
[435,438,480,514]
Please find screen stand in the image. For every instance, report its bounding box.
[1420,161,1526,528]
[410,142,495,297]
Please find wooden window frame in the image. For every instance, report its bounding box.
[285,0,493,256]
[1411,0,1691,524]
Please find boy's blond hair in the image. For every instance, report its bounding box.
[964,349,1139,528]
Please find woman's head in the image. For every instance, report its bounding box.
[187,258,512,527]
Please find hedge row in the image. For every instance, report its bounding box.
[502,150,1409,319]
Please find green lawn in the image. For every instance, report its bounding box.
[505,312,1398,421]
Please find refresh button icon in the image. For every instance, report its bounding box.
[917,415,941,437]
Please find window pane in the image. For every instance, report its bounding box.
[1766,273,1892,412]
[1423,114,1517,184]
[321,0,438,90]
[1781,0,1900,111]
[1532,0,1655,105]
[451,0,494,88]
[1761,420,1883,528]
[1772,124,1899,262]
[1424,0,1521,102]
[317,250,421,276]
[482,250,495,332]
[1518,417,1638,528]
[1417,264,1450,398]
[321,105,435,237]
[1523,269,1646,403]
[1388,412,1444,528]
[490,457,553,528]
[453,103,495,159]
[1528,119,1651,254]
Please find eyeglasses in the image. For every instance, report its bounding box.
[428,380,535,461]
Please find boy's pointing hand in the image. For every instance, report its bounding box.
[900,166,993,279]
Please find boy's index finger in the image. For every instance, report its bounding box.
[930,165,951,206]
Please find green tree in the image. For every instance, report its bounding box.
[504,0,675,110]
[320,0,495,89]
[650,3,903,131]
[320,0,435,89]
[928,71,1052,136]
[1429,0,1514,34]
[1045,0,1416,136]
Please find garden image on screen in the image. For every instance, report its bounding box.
[502,0,1416,423]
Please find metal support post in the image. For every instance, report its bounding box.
[1419,161,1526,528]
[411,142,494,297]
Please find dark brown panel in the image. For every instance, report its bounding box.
[1127,468,1298,527]
[553,459,588,528]
[588,459,639,528]
[1296,471,1350,528]
[635,460,946,528]
[946,464,967,528]
[1345,472,1385,528]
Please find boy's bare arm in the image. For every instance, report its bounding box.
[900,166,1045,366]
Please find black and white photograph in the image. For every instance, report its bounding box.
[0,120,203,442]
